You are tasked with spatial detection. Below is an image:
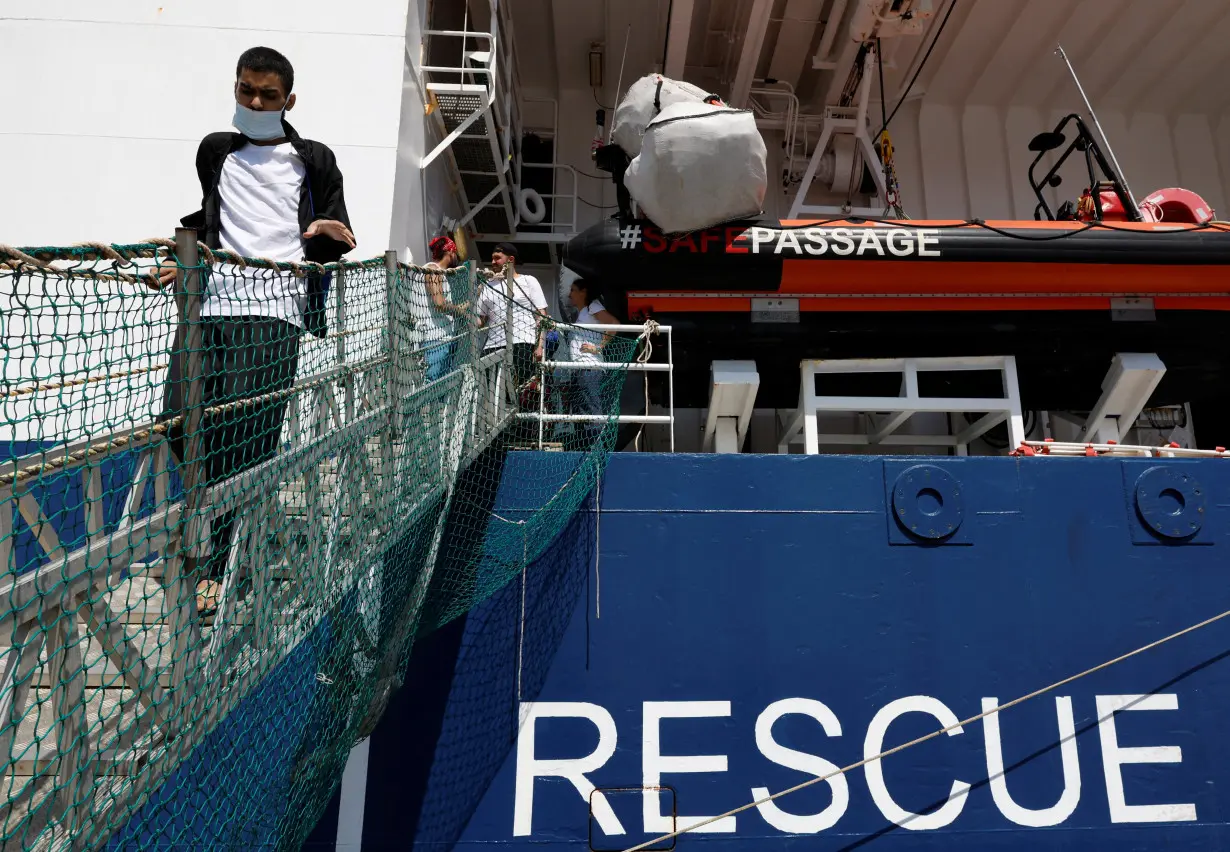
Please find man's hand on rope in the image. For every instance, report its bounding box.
[152,260,178,290]
[304,219,356,249]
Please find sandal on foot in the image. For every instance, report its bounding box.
[195,580,222,618]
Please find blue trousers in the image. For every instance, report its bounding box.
[423,339,457,382]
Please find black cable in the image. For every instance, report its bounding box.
[576,168,613,181]
[660,0,674,71]
[878,0,958,138]
[875,38,892,205]
[593,88,613,111]
[577,195,617,210]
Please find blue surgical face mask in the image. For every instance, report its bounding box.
[232,103,286,141]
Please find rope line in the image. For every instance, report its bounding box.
[0,240,452,277]
[621,604,1230,852]
[1,324,383,400]
[0,355,391,488]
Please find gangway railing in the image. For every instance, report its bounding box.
[0,239,640,850]
[523,324,675,452]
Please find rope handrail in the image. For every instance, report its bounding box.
[0,238,643,850]
[0,240,470,279]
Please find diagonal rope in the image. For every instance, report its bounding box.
[621,603,1230,852]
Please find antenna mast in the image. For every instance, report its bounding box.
[1055,44,1139,213]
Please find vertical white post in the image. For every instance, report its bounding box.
[788,121,836,219]
[802,362,820,455]
[1002,356,1026,449]
[385,251,406,437]
[335,738,372,850]
[538,363,546,449]
[667,329,675,453]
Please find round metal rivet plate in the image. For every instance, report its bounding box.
[1135,466,1205,540]
[892,464,964,541]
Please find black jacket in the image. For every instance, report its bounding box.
[180,118,354,337]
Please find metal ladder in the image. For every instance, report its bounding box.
[421,0,525,238]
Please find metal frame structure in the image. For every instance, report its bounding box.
[524,324,676,453]
[421,3,579,249]
[703,361,760,454]
[422,0,522,238]
[787,41,889,219]
[778,355,1025,455]
[1080,353,1166,444]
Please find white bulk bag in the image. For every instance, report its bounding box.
[612,74,713,158]
[623,102,768,235]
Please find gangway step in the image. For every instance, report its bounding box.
[425,79,512,235]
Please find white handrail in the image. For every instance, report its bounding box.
[420,16,499,170]
[527,324,675,452]
[570,323,673,332]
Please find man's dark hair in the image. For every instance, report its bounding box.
[237,46,295,94]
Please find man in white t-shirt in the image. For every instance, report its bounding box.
[475,242,549,390]
[158,46,355,617]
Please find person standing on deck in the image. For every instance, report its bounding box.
[416,235,470,382]
[564,278,621,449]
[157,46,356,617]
[475,243,548,388]
[475,243,549,440]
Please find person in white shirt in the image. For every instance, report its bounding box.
[417,235,470,381]
[157,46,355,617]
[475,242,549,389]
[564,278,621,449]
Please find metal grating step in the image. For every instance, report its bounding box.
[461,173,499,203]
[453,137,498,173]
[427,85,489,135]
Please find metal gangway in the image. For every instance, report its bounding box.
[0,237,650,849]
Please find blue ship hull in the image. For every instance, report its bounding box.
[314,451,1230,850]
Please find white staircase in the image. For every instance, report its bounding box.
[420,0,576,246]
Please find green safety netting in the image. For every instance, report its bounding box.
[0,238,644,850]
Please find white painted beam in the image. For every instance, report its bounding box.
[769,0,824,86]
[664,0,695,79]
[729,0,775,108]
[1083,354,1166,444]
[813,0,851,69]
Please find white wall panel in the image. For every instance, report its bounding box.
[1216,116,1230,217]
[894,103,1228,221]
[916,103,966,218]
[1172,115,1225,216]
[960,106,1012,219]
[0,7,408,256]
[1003,106,1043,221]
[0,2,406,36]
[886,99,926,218]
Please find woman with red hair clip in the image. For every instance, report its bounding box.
[415,234,471,380]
